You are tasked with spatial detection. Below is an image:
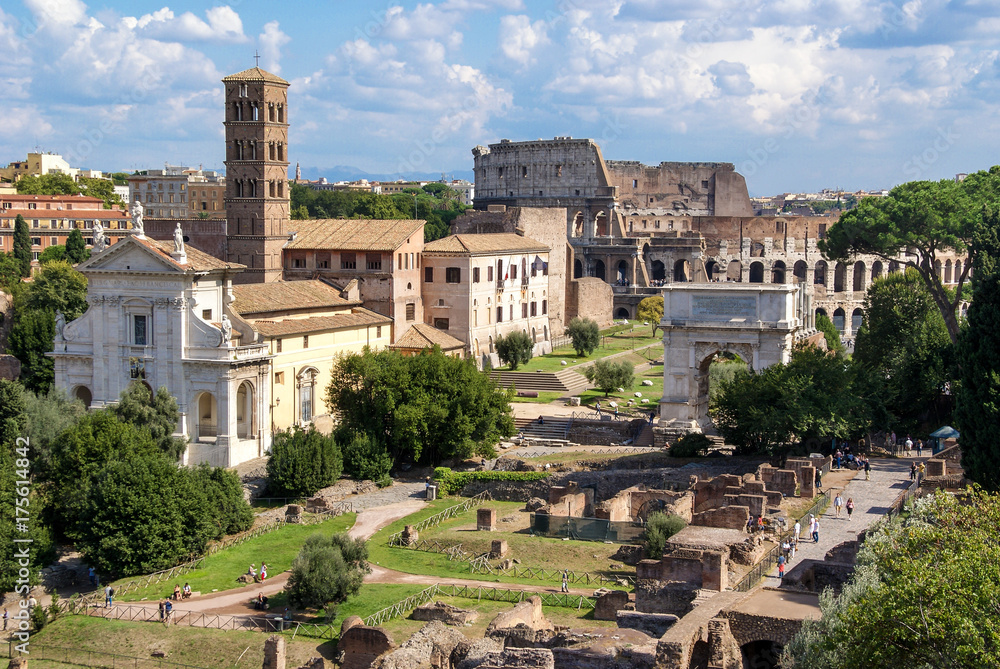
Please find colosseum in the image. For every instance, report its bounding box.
[471,137,964,342]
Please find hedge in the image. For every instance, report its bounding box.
[432,468,550,495]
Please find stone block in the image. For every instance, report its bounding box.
[770,470,797,497]
[401,525,419,546]
[490,539,508,559]
[616,611,678,637]
[594,590,630,620]
[486,595,551,632]
[0,355,21,381]
[925,459,946,477]
[338,622,395,669]
[263,636,286,669]
[413,601,479,626]
[426,485,437,501]
[477,507,497,531]
[800,466,816,498]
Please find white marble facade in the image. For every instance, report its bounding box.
[51,235,272,467]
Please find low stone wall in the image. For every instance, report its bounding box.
[691,505,749,530]
[339,617,395,669]
[486,596,552,633]
[567,418,645,446]
[594,590,630,620]
[617,611,679,638]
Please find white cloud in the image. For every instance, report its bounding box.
[498,15,548,67]
[259,21,290,74]
[23,0,88,27]
[133,6,247,43]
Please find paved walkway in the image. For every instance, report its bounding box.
[767,456,915,584]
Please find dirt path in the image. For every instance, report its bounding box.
[366,564,598,597]
[349,499,426,540]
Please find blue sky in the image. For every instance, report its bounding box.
[2,0,999,195]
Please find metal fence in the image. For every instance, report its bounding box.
[5,643,212,668]
[732,491,831,593]
[528,513,647,543]
[387,491,490,546]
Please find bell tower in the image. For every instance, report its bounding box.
[222,66,290,283]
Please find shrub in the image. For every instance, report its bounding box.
[496,330,534,370]
[432,469,549,495]
[340,430,393,484]
[287,533,370,612]
[669,433,713,458]
[566,317,600,357]
[584,359,635,397]
[267,426,343,498]
[643,512,687,558]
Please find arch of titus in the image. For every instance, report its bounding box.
[655,283,815,443]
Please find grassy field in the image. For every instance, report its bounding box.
[114,513,357,602]
[500,321,662,374]
[576,364,664,410]
[510,390,566,404]
[23,615,336,666]
[366,499,634,588]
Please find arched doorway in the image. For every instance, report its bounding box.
[615,307,631,320]
[814,260,828,286]
[651,260,666,282]
[853,261,866,292]
[852,308,864,333]
[815,307,827,319]
[573,259,583,279]
[741,640,783,669]
[834,262,847,292]
[236,381,254,439]
[594,211,608,237]
[726,261,742,282]
[749,261,764,283]
[945,259,953,283]
[771,260,786,284]
[531,327,537,342]
[833,307,846,332]
[674,259,690,282]
[616,259,629,283]
[593,259,606,281]
[196,392,217,441]
[73,385,92,408]
[297,368,319,424]
[793,260,807,283]
[489,336,494,353]
[571,211,584,238]
[871,260,883,282]
[889,260,900,273]
[705,260,719,281]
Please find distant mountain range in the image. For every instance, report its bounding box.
[297,165,475,184]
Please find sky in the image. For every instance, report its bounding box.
[2,0,999,196]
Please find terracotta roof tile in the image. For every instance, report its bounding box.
[138,236,242,272]
[249,308,391,337]
[390,322,466,351]
[230,280,358,316]
[221,67,289,85]
[286,219,425,252]
[423,233,548,256]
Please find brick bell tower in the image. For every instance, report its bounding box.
[222,66,291,283]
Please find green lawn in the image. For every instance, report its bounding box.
[577,365,664,410]
[366,499,634,589]
[510,390,566,404]
[114,512,357,602]
[499,321,662,373]
[26,615,335,666]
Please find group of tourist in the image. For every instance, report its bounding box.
[888,432,927,457]
[832,492,855,519]
[833,448,872,479]
[158,598,173,624]
[172,583,192,600]
[246,562,268,583]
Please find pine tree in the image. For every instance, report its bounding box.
[954,208,1000,490]
[13,215,31,277]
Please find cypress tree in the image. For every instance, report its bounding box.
[13,214,31,277]
[954,208,1000,490]
[65,228,89,264]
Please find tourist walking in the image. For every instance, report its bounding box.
[260,562,268,583]
[104,585,114,608]
[793,520,801,542]
[910,462,917,480]
[905,435,913,456]
[864,458,871,481]
[561,570,569,593]
[815,469,823,492]
[164,599,173,625]
[777,555,786,580]
[811,516,820,543]
[834,492,843,518]
[3,608,8,631]
[846,497,854,520]
[917,439,924,457]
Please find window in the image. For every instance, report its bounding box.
[275,372,284,384]
[818,224,827,239]
[530,301,537,316]
[299,369,317,423]
[496,306,503,323]
[276,339,282,353]
[632,179,638,188]
[405,303,415,321]
[488,266,494,282]
[702,180,710,189]
[775,221,784,233]
[50,237,57,245]
[473,267,480,283]
[542,300,547,314]
[303,335,309,349]
[522,303,528,318]
[445,267,461,283]
[292,258,305,269]
[30,237,41,246]
[556,165,562,177]
[31,251,39,261]
[133,315,148,346]
[510,265,517,280]
[424,267,433,283]
[376,326,382,338]
[366,253,382,270]
[522,166,528,178]
[433,318,449,330]
[509,305,514,321]
[341,253,356,270]
[202,309,212,320]
[398,253,403,270]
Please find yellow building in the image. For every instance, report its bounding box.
[230,280,392,431]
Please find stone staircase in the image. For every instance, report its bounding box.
[490,369,590,394]
[634,423,655,447]
[514,416,574,447]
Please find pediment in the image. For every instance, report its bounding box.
[78,238,184,274]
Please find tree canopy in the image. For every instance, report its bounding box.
[65,228,90,264]
[819,167,1000,342]
[955,207,1000,491]
[16,174,122,209]
[13,215,31,278]
[566,317,600,357]
[495,330,533,370]
[113,383,187,461]
[854,268,953,435]
[287,533,370,612]
[782,489,1000,669]
[637,296,664,336]
[326,348,514,465]
[266,426,344,498]
[584,359,635,397]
